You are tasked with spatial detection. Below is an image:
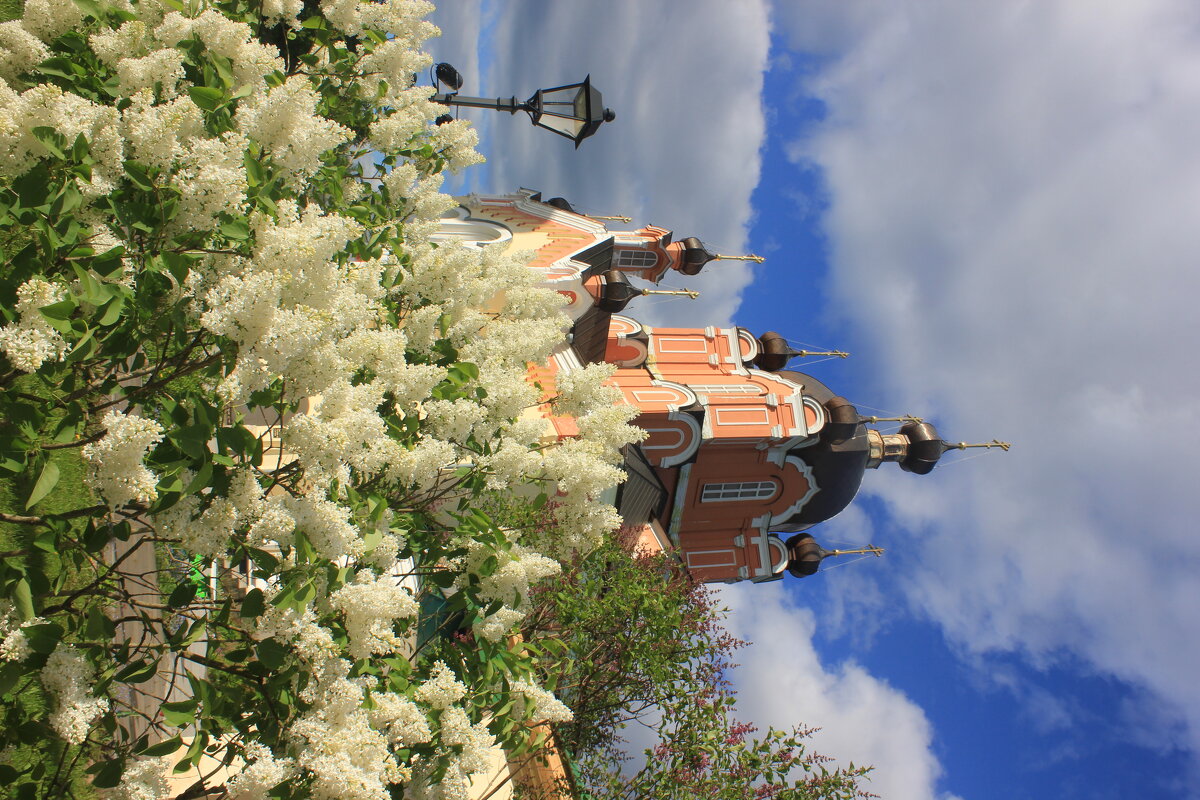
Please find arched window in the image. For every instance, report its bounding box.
[701,480,777,502]
[615,248,658,269]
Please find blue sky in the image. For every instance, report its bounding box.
[429,2,1200,797]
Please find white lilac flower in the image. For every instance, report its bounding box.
[0,21,50,83]
[367,692,431,746]
[82,411,164,508]
[20,0,84,41]
[225,743,295,800]
[110,757,171,800]
[413,661,465,710]
[437,705,495,774]
[0,278,67,367]
[42,646,108,744]
[236,75,352,189]
[511,679,574,724]
[471,606,524,644]
[329,571,419,660]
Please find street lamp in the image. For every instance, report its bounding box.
[430,67,615,148]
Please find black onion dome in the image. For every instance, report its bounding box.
[597,269,642,313]
[897,421,948,474]
[545,196,576,213]
[772,371,870,529]
[677,237,717,275]
[785,533,827,578]
[753,331,799,372]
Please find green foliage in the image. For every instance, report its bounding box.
[525,533,874,800]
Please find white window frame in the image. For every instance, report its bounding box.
[701,480,778,503]
[691,384,765,397]
[615,248,658,269]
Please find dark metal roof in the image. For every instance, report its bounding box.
[575,236,615,279]
[616,444,669,527]
[773,371,870,529]
[569,305,612,366]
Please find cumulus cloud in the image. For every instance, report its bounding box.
[443,0,771,327]
[719,582,945,800]
[781,0,1200,758]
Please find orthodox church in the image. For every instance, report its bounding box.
[445,190,998,585]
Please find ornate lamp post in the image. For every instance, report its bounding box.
[430,65,615,148]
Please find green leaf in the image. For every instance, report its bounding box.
[219,218,250,240]
[188,86,225,111]
[8,579,33,620]
[160,700,197,728]
[255,637,287,669]
[88,759,124,789]
[25,461,59,510]
[239,588,265,618]
[30,127,66,159]
[140,734,184,756]
[38,299,76,321]
[69,0,105,19]
[36,57,79,80]
[97,295,124,326]
[167,581,197,609]
[174,733,206,772]
[123,161,156,190]
[114,659,158,684]
[21,623,62,654]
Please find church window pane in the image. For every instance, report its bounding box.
[701,480,777,502]
[615,248,658,269]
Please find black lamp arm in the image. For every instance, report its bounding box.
[430,93,529,115]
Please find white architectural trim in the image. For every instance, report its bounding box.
[650,379,698,408]
[775,457,820,521]
[552,347,584,375]
[736,328,761,362]
[685,549,739,569]
[611,337,648,368]
[656,411,702,468]
[801,396,827,435]
[667,463,693,545]
[610,314,643,336]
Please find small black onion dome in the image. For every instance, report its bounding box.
[545,197,576,213]
[597,269,642,313]
[785,533,828,578]
[753,331,799,372]
[821,396,860,444]
[678,237,717,275]
[898,421,948,474]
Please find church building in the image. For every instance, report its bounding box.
[446,191,992,584]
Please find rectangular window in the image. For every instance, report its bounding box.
[701,481,777,502]
[691,384,764,397]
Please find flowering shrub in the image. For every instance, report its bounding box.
[0,0,642,798]
[523,531,874,800]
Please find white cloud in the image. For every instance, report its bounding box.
[718,582,945,800]
[779,0,1200,760]
[451,0,771,327]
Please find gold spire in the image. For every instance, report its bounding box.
[587,214,633,223]
[714,253,766,263]
[947,439,1012,451]
[825,545,885,558]
[640,288,700,300]
[862,415,924,424]
[792,349,850,359]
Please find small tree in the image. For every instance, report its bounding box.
[525,532,875,800]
